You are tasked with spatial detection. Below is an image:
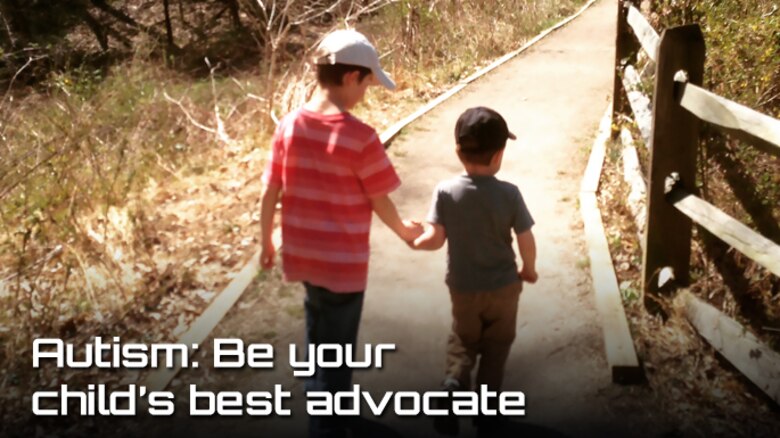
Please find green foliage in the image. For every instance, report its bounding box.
[651,0,779,225]
[46,65,104,100]
[652,1,779,112]
[620,280,640,303]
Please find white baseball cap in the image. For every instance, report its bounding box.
[313,29,396,91]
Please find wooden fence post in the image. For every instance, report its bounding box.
[611,0,640,139]
[642,25,705,298]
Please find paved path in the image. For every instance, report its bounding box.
[166,1,669,436]
[357,0,634,435]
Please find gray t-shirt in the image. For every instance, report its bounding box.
[427,174,534,292]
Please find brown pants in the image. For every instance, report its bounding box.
[446,281,522,391]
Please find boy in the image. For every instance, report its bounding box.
[412,106,537,436]
[259,29,422,437]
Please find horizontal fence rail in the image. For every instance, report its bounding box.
[625,2,659,61]
[667,180,780,278]
[684,292,780,405]
[677,79,780,158]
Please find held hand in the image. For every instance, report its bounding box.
[410,232,433,250]
[519,267,538,284]
[260,242,276,270]
[400,219,424,243]
[408,232,425,250]
[408,222,446,251]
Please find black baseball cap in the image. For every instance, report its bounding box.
[455,107,516,152]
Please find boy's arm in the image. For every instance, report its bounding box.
[260,183,282,269]
[411,222,446,250]
[516,229,538,283]
[370,194,423,242]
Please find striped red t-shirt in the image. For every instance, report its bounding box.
[262,108,401,292]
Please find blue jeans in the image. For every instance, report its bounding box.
[303,282,365,438]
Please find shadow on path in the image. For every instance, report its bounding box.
[470,420,571,438]
[350,417,404,438]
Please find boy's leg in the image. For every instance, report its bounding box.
[446,289,485,389]
[303,282,365,438]
[475,281,522,391]
[436,289,485,436]
[473,281,522,435]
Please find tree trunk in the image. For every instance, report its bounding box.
[225,0,242,30]
[79,8,109,51]
[163,0,175,47]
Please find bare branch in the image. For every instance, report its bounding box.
[345,0,397,24]
[290,0,345,25]
[1,245,63,284]
[0,8,16,47]
[3,57,34,106]
[163,91,219,135]
[247,93,267,102]
[204,58,233,143]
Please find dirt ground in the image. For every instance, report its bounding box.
[156,1,776,437]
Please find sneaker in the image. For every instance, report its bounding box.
[433,378,460,436]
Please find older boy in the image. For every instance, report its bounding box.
[412,106,537,436]
[259,29,421,437]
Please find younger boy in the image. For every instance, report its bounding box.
[412,106,537,436]
[259,29,422,437]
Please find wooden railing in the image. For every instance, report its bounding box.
[611,0,780,404]
[612,0,780,293]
